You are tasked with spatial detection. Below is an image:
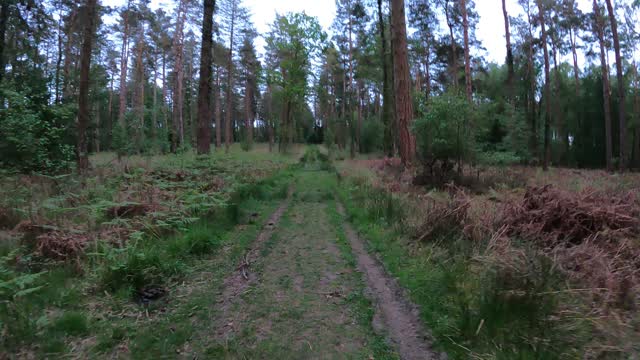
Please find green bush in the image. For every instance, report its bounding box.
[0,88,75,173]
[360,118,383,154]
[412,92,475,172]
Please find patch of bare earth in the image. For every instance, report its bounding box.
[337,203,444,360]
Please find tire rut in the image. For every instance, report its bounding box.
[213,185,295,340]
[337,202,446,360]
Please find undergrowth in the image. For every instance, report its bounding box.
[0,147,295,356]
[336,174,589,359]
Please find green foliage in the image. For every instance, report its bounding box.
[0,88,75,173]
[413,92,475,167]
[51,311,89,336]
[360,118,384,154]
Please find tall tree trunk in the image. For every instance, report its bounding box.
[444,1,457,90]
[196,0,215,154]
[594,0,613,171]
[502,0,514,88]
[225,3,236,153]
[244,78,253,148]
[423,39,431,101]
[604,0,627,171]
[0,2,8,86]
[215,66,222,148]
[525,3,537,159]
[460,0,472,102]
[108,73,114,148]
[135,23,145,152]
[77,0,98,173]
[633,63,640,168]
[391,0,415,166]
[95,102,101,152]
[152,54,158,144]
[118,2,131,128]
[378,0,393,156]
[62,7,79,102]
[537,0,552,171]
[171,0,187,153]
[551,41,568,165]
[569,27,580,98]
[55,17,63,104]
[162,51,167,141]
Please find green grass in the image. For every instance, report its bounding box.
[336,175,587,359]
[0,146,298,357]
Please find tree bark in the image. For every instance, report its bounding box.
[135,22,145,151]
[502,0,514,88]
[225,2,236,153]
[0,2,8,85]
[391,0,415,166]
[537,0,551,171]
[632,63,640,168]
[77,0,98,173]
[604,0,627,171]
[444,0,457,89]
[378,0,393,157]
[118,2,131,128]
[215,66,222,148]
[196,0,215,154]
[63,6,79,102]
[171,0,187,153]
[594,0,613,171]
[460,0,472,101]
[244,78,253,148]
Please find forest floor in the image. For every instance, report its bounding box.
[0,146,442,359]
[2,145,639,359]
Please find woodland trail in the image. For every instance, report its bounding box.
[197,166,441,359]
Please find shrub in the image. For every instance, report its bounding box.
[412,92,475,180]
[360,118,383,154]
[0,88,75,173]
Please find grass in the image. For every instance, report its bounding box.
[336,172,588,359]
[0,145,298,357]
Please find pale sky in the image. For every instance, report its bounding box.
[102,0,637,66]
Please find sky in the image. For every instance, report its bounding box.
[102,0,635,67]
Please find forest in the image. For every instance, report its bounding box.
[1,0,640,358]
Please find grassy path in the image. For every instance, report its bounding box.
[202,170,397,359]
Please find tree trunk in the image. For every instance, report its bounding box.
[135,23,145,152]
[537,0,551,171]
[525,3,537,159]
[244,78,253,148]
[391,0,415,166]
[215,66,222,148]
[551,41,568,165]
[633,63,640,168]
[444,1,457,90]
[604,0,627,171]
[502,0,514,88]
[225,3,236,153]
[62,6,79,102]
[594,0,613,171]
[378,0,393,156]
[171,0,187,153]
[460,0,472,102]
[118,2,131,128]
[152,54,158,144]
[162,51,168,136]
[196,0,215,154]
[55,17,63,104]
[108,73,114,148]
[77,0,98,173]
[0,2,8,86]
